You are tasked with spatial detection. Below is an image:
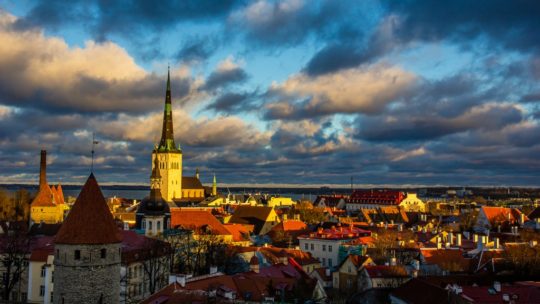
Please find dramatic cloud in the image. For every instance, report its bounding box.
[202,57,248,92]
[265,64,417,119]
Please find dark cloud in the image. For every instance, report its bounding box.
[202,66,248,92]
[15,0,243,39]
[385,0,540,53]
[176,35,220,63]
[205,91,257,113]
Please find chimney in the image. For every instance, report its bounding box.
[436,237,442,249]
[456,234,462,246]
[168,274,177,284]
[448,232,454,245]
[250,256,260,273]
[39,150,47,187]
[493,281,501,292]
[520,213,526,226]
[177,275,186,287]
[494,237,500,249]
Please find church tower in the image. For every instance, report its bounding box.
[152,68,182,201]
[53,174,122,304]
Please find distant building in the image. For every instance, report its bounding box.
[298,225,371,269]
[346,190,405,211]
[30,150,67,224]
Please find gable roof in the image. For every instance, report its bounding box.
[55,174,122,244]
[182,176,203,189]
[229,206,275,234]
[480,206,526,226]
[170,208,231,236]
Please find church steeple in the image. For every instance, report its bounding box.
[157,67,180,152]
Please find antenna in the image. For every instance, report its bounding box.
[91,133,100,173]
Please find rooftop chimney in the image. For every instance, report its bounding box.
[456,234,462,246]
[39,150,47,187]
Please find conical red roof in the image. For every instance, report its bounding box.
[55,174,122,244]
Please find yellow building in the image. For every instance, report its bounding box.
[267,196,295,208]
[30,150,67,224]
[399,193,426,212]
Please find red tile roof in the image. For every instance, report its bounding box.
[55,174,122,244]
[349,190,405,205]
[299,225,371,240]
[170,208,231,236]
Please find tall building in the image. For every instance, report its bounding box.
[53,173,122,304]
[152,68,183,201]
[30,150,67,224]
[151,69,205,203]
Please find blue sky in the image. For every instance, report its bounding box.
[1,0,540,187]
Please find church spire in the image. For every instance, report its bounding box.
[157,67,180,152]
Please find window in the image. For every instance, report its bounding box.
[322,245,326,251]
[51,271,54,283]
[148,221,153,230]
[50,292,53,302]
[100,248,107,259]
[322,258,326,266]
[310,244,314,250]
[157,221,161,231]
[304,243,308,250]
[74,250,81,260]
[21,293,27,301]
[41,267,46,277]
[329,259,332,267]
[56,249,59,258]
[39,285,45,297]
[328,245,332,252]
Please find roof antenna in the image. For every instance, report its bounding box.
[91,132,100,173]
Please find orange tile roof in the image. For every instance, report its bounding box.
[31,183,56,207]
[481,206,526,225]
[223,223,253,242]
[55,174,122,244]
[170,208,231,236]
[272,220,307,232]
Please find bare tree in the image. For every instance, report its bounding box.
[0,223,32,301]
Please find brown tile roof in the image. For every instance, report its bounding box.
[364,265,408,278]
[55,174,122,244]
[170,208,231,236]
[182,176,204,189]
[420,248,471,273]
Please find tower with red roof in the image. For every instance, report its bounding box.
[53,173,122,304]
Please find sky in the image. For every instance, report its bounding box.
[1,0,540,187]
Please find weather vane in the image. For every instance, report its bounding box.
[91,132,100,173]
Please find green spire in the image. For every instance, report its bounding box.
[157,67,180,153]
[166,65,171,92]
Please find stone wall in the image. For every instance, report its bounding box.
[53,243,121,304]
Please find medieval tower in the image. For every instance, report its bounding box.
[53,174,122,303]
[152,67,182,201]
